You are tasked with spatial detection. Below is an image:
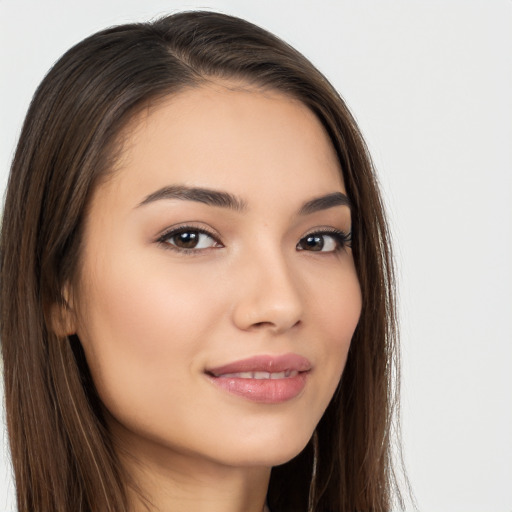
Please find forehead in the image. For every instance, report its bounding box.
[100,82,345,207]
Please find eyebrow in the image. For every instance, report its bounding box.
[137,185,351,214]
[137,185,247,212]
[298,192,351,215]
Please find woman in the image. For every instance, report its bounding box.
[0,11,403,512]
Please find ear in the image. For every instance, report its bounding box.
[50,284,77,337]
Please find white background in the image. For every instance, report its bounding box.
[1,1,511,511]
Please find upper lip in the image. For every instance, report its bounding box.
[206,353,312,377]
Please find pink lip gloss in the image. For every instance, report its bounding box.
[205,353,311,403]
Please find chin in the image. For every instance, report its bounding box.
[213,424,315,468]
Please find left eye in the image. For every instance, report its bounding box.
[296,231,349,252]
[161,229,219,250]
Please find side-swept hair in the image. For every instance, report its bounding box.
[1,11,402,511]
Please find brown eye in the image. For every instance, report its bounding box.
[297,230,350,253]
[298,234,325,251]
[160,228,220,251]
[173,231,200,249]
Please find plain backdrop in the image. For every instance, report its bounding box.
[1,1,511,511]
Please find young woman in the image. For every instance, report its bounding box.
[0,11,403,512]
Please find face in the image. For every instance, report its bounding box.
[70,84,362,470]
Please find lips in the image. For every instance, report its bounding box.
[215,370,299,379]
[205,353,311,403]
[207,353,312,376]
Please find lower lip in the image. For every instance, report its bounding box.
[207,372,308,403]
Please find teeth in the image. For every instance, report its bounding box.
[253,371,271,379]
[217,370,299,379]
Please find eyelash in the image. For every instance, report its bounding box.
[156,225,352,255]
[156,225,222,255]
[297,228,352,253]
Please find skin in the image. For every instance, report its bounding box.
[65,83,362,512]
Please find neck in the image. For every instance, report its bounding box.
[116,438,271,512]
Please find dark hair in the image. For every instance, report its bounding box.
[1,11,403,512]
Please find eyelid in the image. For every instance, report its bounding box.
[302,226,352,240]
[302,225,351,237]
[155,221,220,240]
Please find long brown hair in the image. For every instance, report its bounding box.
[1,11,403,511]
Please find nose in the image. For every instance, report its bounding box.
[231,251,304,334]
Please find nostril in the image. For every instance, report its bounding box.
[251,319,301,331]
[247,321,275,331]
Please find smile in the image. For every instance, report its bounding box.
[214,370,299,379]
[205,354,311,403]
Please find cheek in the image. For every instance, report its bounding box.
[74,251,220,416]
[308,260,362,378]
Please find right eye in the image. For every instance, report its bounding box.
[158,227,222,252]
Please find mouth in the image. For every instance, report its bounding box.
[210,369,300,379]
[205,353,311,403]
